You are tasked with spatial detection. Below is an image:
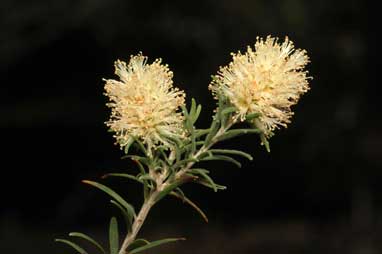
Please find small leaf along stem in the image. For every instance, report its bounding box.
[175,113,239,179]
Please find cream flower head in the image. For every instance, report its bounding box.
[104,54,186,152]
[209,36,310,137]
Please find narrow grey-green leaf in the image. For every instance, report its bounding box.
[195,129,210,139]
[110,200,132,231]
[217,92,227,110]
[132,159,146,174]
[204,116,220,145]
[127,239,150,252]
[129,238,185,254]
[191,104,202,124]
[157,147,172,165]
[190,130,196,154]
[170,190,208,223]
[189,98,197,118]
[209,149,253,160]
[200,155,242,168]
[181,104,189,117]
[122,155,151,167]
[181,141,204,152]
[221,106,237,115]
[189,170,218,192]
[102,173,143,183]
[173,157,198,169]
[155,176,194,202]
[138,174,156,183]
[216,128,261,142]
[55,239,88,254]
[109,217,119,254]
[245,112,261,121]
[123,136,135,154]
[157,128,183,147]
[82,180,136,218]
[132,159,149,199]
[260,133,271,152]
[197,179,227,191]
[132,138,146,154]
[189,168,210,174]
[69,232,105,254]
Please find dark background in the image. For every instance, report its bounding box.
[1,0,379,253]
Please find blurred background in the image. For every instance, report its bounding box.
[0,0,379,253]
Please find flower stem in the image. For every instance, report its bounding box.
[118,192,157,254]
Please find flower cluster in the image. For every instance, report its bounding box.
[104,54,186,151]
[209,36,310,137]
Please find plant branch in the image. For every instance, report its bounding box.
[119,115,238,254]
[118,192,157,254]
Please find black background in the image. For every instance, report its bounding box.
[1,0,379,253]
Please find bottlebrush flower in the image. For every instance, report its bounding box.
[104,54,186,152]
[209,36,311,137]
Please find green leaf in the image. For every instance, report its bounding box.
[188,98,202,125]
[189,98,197,119]
[138,173,156,183]
[196,179,227,191]
[189,169,218,192]
[110,200,133,231]
[82,180,136,218]
[157,128,183,147]
[173,157,199,169]
[155,175,195,202]
[102,173,143,184]
[127,239,150,252]
[195,129,210,139]
[129,238,185,254]
[123,136,135,154]
[200,155,242,168]
[132,159,149,200]
[181,104,189,117]
[204,116,220,145]
[217,92,227,110]
[192,104,202,124]
[208,149,253,160]
[156,147,172,165]
[132,138,147,155]
[181,141,204,153]
[123,155,151,168]
[55,239,88,254]
[260,133,271,152]
[221,106,237,116]
[216,128,261,142]
[245,112,261,121]
[170,190,208,223]
[109,217,119,254]
[190,134,196,154]
[132,159,146,175]
[68,232,105,254]
[155,183,179,202]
